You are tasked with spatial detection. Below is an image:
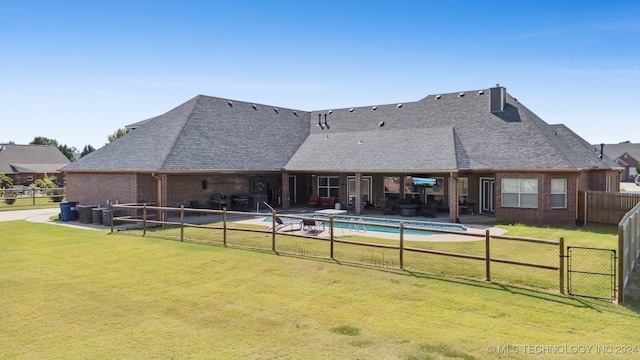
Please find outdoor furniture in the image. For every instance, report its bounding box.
[314,209,347,215]
[307,195,320,207]
[420,199,438,218]
[383,198,396,215]
[397,204,419,216]
[320,196,336,207]
[210,194,228,210]
[267,216,302,232]
[300,218,324,234]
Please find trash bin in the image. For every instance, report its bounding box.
[59,201,77,222]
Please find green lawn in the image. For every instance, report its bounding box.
[0,196,62,211]
[1,220,639,359]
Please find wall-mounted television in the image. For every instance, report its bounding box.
[412,177,437,186]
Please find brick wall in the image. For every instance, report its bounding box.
[65,173,138,205]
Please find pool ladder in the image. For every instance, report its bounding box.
[348,218,367,233]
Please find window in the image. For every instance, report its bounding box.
[383,176,400,198]
[458,177,468,205]
[317,176,339,198]
[502,179,538,208]
[425,177,445,196]
[347,176,372,204]
[550,179,566,208]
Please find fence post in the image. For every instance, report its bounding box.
[399,222,404,269]
[31,188,35,206]
[109,202,114,234]
[143,203,147,236]
[485,229,491,282]
[223,208,227,247]
[180,205,184,242]
[330,216,334,259]
[559,236,565,295]
[618,222,625,305]
[271,210,276,252]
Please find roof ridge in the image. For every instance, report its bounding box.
[158,96,202,170]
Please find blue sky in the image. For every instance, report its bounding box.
[1,0,638,150]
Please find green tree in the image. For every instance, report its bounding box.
[31,173,57,189]
[30,136,58,146]
[108,128,131,143]
[0,172,14,188]
[80,144,96,158]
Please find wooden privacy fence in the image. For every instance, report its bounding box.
[578,190,640,225]
[109,203,566,294]
[618,202,640,305]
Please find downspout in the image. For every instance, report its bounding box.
[152,173,163,223]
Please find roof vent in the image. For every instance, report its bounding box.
[372,106,377,111]
[397,104,402,108]
[349,108,354,112]
[252,104,257,110]
[228,101,233,107]
[378,121,385,127]
[293,111,298,116]
[435,95,441,99]
[458,92,465,97]
[328,110,333,114]
[477,90,484,95]
[358,140,363,144]
[274,108,279,113]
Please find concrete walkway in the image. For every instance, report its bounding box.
[0,208,103,231]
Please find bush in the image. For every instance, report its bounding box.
[47,188,65,202]
[2,189,20,205]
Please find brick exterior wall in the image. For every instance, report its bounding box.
[6,172,65,187]
[65,173,138,205]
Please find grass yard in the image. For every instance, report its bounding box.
[1,220,640,359]
[0,197,62,211]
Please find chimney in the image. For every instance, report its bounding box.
[490,84,506,113]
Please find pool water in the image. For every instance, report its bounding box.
[322,215,467,235]
[263,214,467,235]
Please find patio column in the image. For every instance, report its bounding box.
[355,172,362,216]
[281,172,290,209]
[448,172,459,223]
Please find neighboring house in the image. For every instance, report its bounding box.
[62,85,620,226]
[595,142,640,182]
[0,144,71,186]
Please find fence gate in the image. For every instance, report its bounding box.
[567,246,617,301]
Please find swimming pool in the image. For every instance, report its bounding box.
[320,215,467,235]
[263,214,467,235]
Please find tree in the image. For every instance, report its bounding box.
[31,173,57,189]
[0,172,13,188]
[30,136,58,146]
[80,144,96,158]
[108,128,131,143]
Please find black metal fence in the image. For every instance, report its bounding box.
[110,203,566,294]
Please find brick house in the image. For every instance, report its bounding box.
[0,144,70,186]
[596,142,640,182]
[62,85,620,226]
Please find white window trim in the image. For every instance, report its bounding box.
[501,179,538,209]
[550,179,567,209]
[317,176,339,198]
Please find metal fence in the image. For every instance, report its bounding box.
[109,203,565,294]
[618,202,640,305]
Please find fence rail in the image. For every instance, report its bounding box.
[110,203,565,294]
[0,187,66,206]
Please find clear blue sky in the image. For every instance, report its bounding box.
[1,0,638,150]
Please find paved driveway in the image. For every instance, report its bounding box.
[0,208,101,230]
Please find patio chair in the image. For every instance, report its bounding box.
[307,195,320,207]
[320,196,336,207]
[383,198,396,215]
[300,218,324,234]
[420,198,438,218]
[268,216,302,232]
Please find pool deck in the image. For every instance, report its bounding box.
[234,205,507,241]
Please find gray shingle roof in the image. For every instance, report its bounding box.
[597,143,640,163]
[63,95,311,172]
[0,144,70,174]
[62,86,614,174]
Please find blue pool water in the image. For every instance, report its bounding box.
[265,214,467,235]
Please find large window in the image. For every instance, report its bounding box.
[458,177,468,205]
[425,177,445,196]
[347,176,372,204]
[317,176,339,198]
[550,179,567,208]
[502,179,538,208]
[383,176,400,198]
